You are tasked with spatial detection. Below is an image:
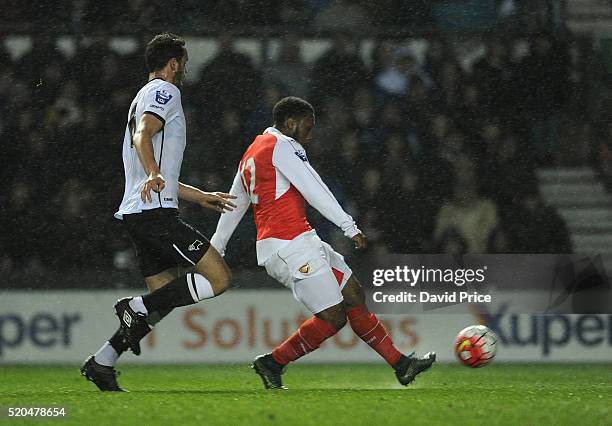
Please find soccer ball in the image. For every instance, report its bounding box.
[454,325,498,367]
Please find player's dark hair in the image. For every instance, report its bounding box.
[273,97,315,125]
[145,33,186,73]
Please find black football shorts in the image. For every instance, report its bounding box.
[122,208,211,277]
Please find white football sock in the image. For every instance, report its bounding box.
[129,296,148,315]
[94,342,119,367]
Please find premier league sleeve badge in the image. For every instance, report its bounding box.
[155,90,173,104]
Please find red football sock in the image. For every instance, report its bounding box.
[347,304,402,366]
[272,316,338,365]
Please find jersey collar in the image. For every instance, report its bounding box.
[265,126,298,144]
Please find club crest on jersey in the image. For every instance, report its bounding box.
[188,240,204,251]
[294,150,308,162]
[155,90,173,105]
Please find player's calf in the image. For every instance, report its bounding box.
[341,276,403,365]
[342,275,436,383]
[126,272,217,319]
[253,302,347,389]
[114,268,222,355]
[122,246,231,325]
[116,271,218,351]
[271,302,347,366]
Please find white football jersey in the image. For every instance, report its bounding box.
[115,79,186,219]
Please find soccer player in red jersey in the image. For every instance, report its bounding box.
[211,97,435,389]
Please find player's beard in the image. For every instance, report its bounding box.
[288,127,298,141]
[174,65,185,88]
[293,128,311,146]
[288,125,305,144]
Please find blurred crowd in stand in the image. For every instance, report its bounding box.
[1,1,596,280]
[0,0,570,34]
[2,1,435,33]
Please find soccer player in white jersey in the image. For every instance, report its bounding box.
[210,97,436,389]
[81,33,237,391]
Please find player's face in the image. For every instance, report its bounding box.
[293,114,315,145]
[174,53,188,87]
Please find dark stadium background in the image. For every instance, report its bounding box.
[0,0,610,292]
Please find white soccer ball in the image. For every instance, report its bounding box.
[454,325,498,367]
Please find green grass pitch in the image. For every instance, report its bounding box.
[0,364,610,425]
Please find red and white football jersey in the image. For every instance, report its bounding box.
[211,127,360,265]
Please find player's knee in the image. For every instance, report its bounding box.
[322,314,347,332]
[210,269,231,296]
[196,253,232,296]
[317,304,347,331]
[331,314,347,331]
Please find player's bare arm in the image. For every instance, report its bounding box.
[178,183,237,213]
[133,113,236,211]
[133,113,166,203]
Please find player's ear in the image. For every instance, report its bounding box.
[286,117,297,133]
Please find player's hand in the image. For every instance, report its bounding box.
[352,233,367,250]
[199,192,238,213]
[141,171,166,203]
